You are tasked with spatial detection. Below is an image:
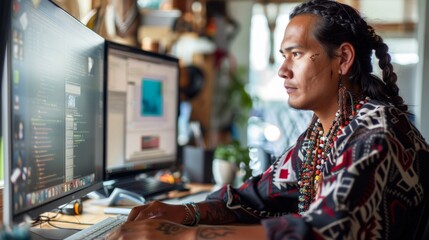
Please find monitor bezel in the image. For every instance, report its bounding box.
[0,0,11,190]
[103,41,181,181]
[2,0,105,227]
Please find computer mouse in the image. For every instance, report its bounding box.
[107,188,146,206]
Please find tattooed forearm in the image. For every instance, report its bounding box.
[204,201,236,223]
[156,222,186,235]
[196,227,235,239]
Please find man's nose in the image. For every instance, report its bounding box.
[278,61,293,79]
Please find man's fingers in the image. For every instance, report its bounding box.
[127,205,149,221]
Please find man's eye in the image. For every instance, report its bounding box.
[292,52,301,57]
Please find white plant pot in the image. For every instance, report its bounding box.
[212,158,238,186]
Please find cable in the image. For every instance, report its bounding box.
[31,207,93,232]
[48,219,93,226]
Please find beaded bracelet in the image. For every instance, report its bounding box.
[187,201,200,226]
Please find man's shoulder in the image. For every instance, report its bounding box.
[346,99,428,151]
[347,100,391,137]
[355,100,412,132]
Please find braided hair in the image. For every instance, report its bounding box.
[290,0,408,112]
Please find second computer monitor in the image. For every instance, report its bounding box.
[105,41,180,179]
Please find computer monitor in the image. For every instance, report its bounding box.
[1,0,12,189]
[2,0,105,228]
[104,41,180,180]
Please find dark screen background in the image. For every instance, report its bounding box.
[9,0,105,215]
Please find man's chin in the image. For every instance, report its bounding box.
[288,100,310,111]
[287,100,301,110]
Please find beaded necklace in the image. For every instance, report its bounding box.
[297,97,369,215]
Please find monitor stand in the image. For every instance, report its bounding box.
[30,228,79,240]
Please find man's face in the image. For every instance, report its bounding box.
[278,14,340,113]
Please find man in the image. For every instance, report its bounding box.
[107,1,429,239]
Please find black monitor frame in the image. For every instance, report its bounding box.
[2,0,105,227]
[0,0,12,147]
[103,41,180,181]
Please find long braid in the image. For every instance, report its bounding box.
[368,26,408,112]
[290,0,409,113]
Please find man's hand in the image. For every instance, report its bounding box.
[106,219,196,240]
[127,201,186,223]
[106,218,267,240]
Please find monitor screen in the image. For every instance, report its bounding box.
[104,41,179,180]
[2,0,105,226]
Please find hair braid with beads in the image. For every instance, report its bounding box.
[290,0,408,112]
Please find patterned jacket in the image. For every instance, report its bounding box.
[207,100,429,239]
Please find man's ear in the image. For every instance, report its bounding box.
[338,42,355,75]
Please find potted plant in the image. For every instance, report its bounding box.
[227,67,253,128]
[212,141,251,186]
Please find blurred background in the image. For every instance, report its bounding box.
[53,0,427,165]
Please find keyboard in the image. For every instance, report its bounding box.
[102,177,186,199]
[64,215,127,240]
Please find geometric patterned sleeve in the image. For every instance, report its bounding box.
[261,102,429,239]
[206,132,308,223]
